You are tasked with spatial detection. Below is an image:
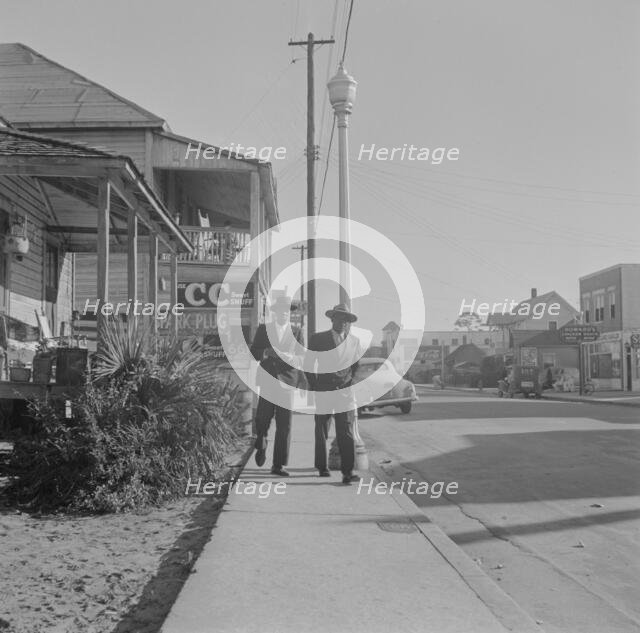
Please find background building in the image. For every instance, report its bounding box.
[580,264,640,391]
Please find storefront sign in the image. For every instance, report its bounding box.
[158,311,251,363]
[561,325,600,344]
[178,282,253,309]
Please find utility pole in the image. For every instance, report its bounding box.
[292,244,306,331]
[288,33,334,335]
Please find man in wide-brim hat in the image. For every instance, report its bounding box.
[305,303,363,484]
[249,296,304,477]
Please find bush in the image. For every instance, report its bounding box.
[480,355,505,388]
[8,321,247,513]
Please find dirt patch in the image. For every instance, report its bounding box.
[0,439,252,633]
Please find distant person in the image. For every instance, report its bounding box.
[305,303,363,484]
[223,221,240,264]
[250,297,304,477]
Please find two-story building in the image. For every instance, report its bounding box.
[580,264,640,391]
[0,126,190,406]
[0,43,279,379]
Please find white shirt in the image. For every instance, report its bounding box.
[274,321,287,343]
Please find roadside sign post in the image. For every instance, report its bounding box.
[560,325,600,396]
[578,344,583,396]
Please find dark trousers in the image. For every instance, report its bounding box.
[254,396,292,468]
[314,410,355,475]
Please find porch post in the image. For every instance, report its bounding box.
[169,248,178,337]
[249,171,260,335]
[97,178,110,352]
[127,209,138,314]
[149,235,158,335]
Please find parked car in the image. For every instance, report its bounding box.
[354,358,418,414]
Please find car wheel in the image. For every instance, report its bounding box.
[399,402,412,414]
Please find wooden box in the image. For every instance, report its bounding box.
[56,348,88,386]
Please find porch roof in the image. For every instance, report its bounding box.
[152,130,280,228]
[0,127,192,253]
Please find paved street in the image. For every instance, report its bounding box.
[360,387,640,633]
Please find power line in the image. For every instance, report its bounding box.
[354,156,640,200]
[317,115,336,214]
[226,61,298,140]
[315,0,341,185]
[343,159,535,287]
[351,159,640,206]
[341,0,355,63]
[349,161,640,249]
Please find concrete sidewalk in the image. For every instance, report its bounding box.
[161,415,542,633]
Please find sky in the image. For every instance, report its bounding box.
[3,0,640,342]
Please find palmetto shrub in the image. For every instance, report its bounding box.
[8,320,247,513]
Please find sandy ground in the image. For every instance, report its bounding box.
[0,440,250,633]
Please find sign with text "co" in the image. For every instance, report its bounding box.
[178,282,254,309]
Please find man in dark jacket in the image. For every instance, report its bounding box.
[306,303,363,484]
[250,296,304,477]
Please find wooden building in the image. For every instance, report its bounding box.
[0,43,278,366]
[0,126,191,400]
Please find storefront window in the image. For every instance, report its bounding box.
[588,340,621,378]
[594,294,605,322]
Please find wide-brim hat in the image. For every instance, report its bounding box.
[270,296,298,312]
[325,303,357,322]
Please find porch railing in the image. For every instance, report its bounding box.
[173,227,251,264]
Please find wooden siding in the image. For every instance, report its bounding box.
[37,129,148,177]
[74,252,150,312]
[0,176,72,328]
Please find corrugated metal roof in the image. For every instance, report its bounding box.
[0,43,166,129]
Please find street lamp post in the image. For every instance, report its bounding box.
[328,64,368,472]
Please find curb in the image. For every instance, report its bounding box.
[367,457,544,633]
[419,385,640,408]
[540,394,640,408]
[223,438,255,488]
[416,385,494,396]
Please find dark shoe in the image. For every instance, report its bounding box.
[271,467,290,477]
[318,469,331,477]
[342,473,360,484]
[255,448,266,467]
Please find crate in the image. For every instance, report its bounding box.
[56,348,88,386]
[9,366,31,382]
[32,355,54,384]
